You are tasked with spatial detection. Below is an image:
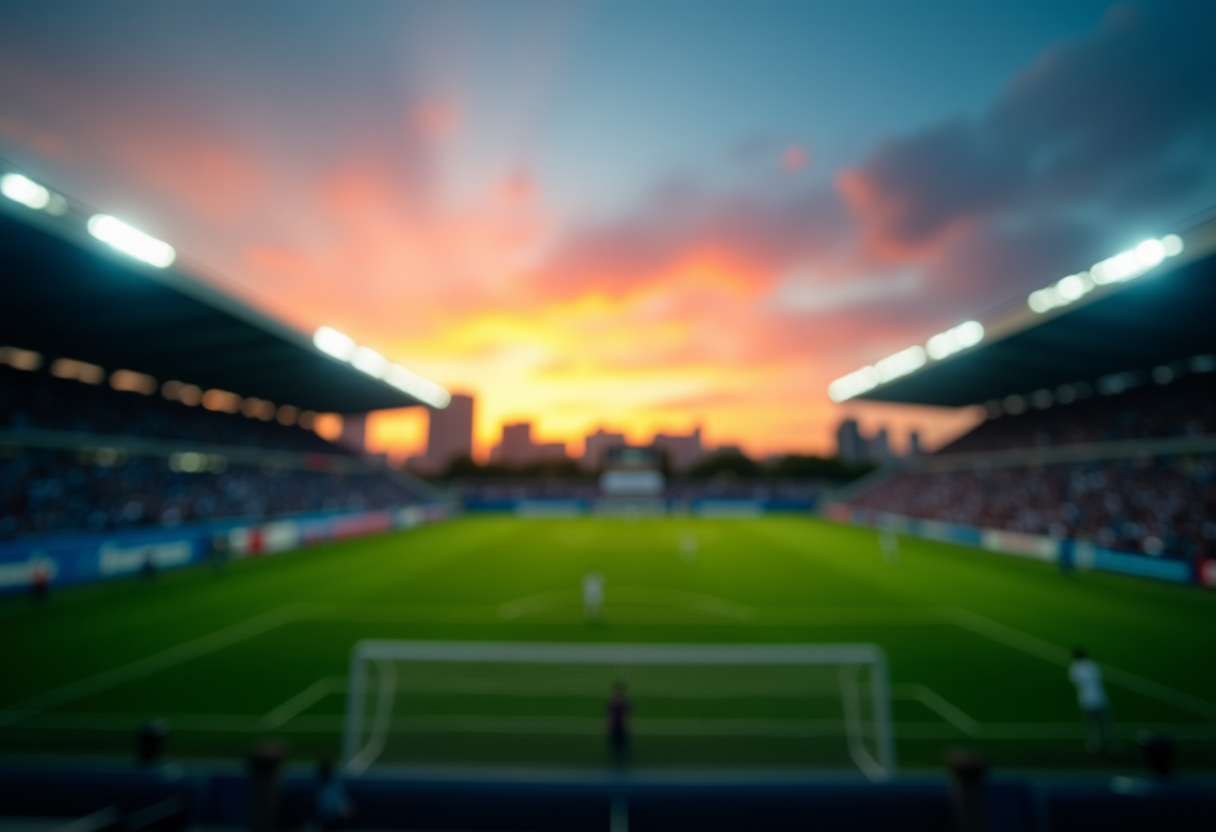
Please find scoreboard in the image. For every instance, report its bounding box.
[600,446,664,495]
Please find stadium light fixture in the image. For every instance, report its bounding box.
[384,363,452,409]
[313,326,358,361]
[87,214,176,268]
[874,345,926,383]
[828,365,880,403]
[926,320,984,361]
[313,327,451,408]
[1032,235,1185,312]
[1,173,50,210]
[351,346,390,378]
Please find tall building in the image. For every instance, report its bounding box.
[870,427,890,463]
[420,393,474,474]
[536,442,568,463]
[494,422,535,468]
[653,426,705,473]
[582,428,627,472]
[836,418,865,463]
[337,413,368,455]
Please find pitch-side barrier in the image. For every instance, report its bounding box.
[0,503,454,596]
[463,497,815,517]
[823,504,1210,588]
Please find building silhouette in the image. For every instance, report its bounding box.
[581,428,627,472]
[653,426,705,473]
[410,394,473,474]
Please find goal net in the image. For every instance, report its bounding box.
[342,641,895,779]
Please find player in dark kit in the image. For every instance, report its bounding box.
[30,559,50,604]
[606,681,632,766]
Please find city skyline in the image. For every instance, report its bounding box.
[401,395,919,471]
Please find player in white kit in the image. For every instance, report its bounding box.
[1069,648,1122,755]
[583,571,605,623]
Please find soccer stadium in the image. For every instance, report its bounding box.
[2,158,1215,828]
[3,4,1216,830]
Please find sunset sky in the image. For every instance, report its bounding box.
[2,1,1214,461]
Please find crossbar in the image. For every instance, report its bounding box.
[352,640,884,666]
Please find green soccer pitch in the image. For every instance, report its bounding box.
[1,514,1213,773]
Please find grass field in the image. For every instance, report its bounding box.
[1,514,1214,774]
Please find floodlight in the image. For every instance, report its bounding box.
[351,346,389,378]
[1161,234,1183,257]
[875,345,926,383]
[828,366,879,402]
[1027,289,1053,314]
[955,321,984,347]
[384,363,452,409]
[1,173,50,210]
[1135,239,1165,268]
[313,326,358,361]
[87,214,176,268]
[1056,274,1086,302]
[926,321,984,360]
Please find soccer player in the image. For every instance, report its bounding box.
[583,570,605,623]
[679,532,698,563]
[30,558,50,604]
[879,531,900,564]
[1069,648,1121,755]
[606,681,632,766]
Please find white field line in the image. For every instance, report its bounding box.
[610,795,628,832]
[262,676,346,729]
[0,605,298,728]
[756,607,950,625]
[892,684,980,736]
[952,609,1216,721]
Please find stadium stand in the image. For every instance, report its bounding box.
[0,362,338,452]
[832,210,1216,575]
[0,448,420,538]
[850,454,1215,559]
[0,160,447,550]
[937,369,1216,455]
[0,354,431,539]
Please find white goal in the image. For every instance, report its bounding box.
[342,641,895,779]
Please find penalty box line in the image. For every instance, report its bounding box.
[0,606,298,728]
[951,608,1216,721]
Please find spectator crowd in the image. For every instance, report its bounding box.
[940,371,1215,455]
[852,455,1215,560]
[0,364,338,454]
[0,364,421,539]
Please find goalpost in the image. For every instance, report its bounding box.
[342,641,895,779]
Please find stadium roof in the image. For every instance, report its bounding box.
[833,212,1216,409]
[0,165,448,414]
